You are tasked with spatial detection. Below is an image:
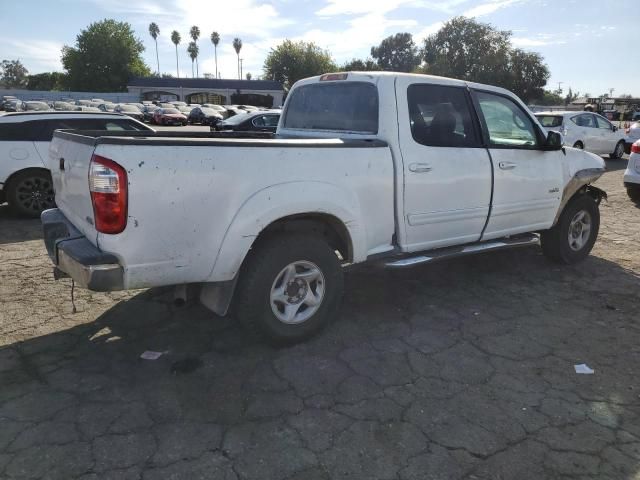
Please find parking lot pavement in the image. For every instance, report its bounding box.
[1,159,639,480]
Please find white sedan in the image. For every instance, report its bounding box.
[535,111,626,159]
[624,140,640,201]
[624,122,640,154]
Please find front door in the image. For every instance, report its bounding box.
[397,78,492,252]
[472,90,563,239]
[594,114,617,155]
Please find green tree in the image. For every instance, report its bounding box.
[422,17,512,86]
[263,40,336,90]
[187,41,199,78]
[507,49,549,103]
[539,90,564,106]
[61,19,150,92]
[26,72,67,90]
[233,38,243,79]
[421,17,550,103]
[210,31,220,78]
[0,59,29,88]
[149,22,160,75]
[171,30,181,78]
[341,58,380,71]
[370,33,419,72]
[190,26,200,77]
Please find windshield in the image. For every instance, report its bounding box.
[535,115,564,128]
[162,108,180,114]
[120,105,140,112]
[283,81,379,133]
[25,102,49,111]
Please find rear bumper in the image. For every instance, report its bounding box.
[41,208,124,291]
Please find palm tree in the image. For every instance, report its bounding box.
[187,42,199,78]
[171,30,181,78]
[232,37,243,79]
[189,26,201,77]
[210,31,220,78]
[148,23,160,75]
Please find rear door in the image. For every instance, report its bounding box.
[472,89,563,238]
[396,78,492,251]
[0,121,45,184]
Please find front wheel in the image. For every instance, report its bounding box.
[610,141,625,160]
[573,141,584,150]
[235,233,344,344]
[541,194,600,264]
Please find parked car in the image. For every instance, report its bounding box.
[187,107,224,125]
[141,105,157,123]
[22,101,51,112]
[97,103,116,113]
[52,101,75,111]
[624,140,640,201]
[152,107,187,126]
[114,104,145,122]
[213,110,280,133]
[2,99,23,112]
[0,96,17,111]
[0,111,152,216]
[223,106,247,118]
[159,102,176,109]
[176,105,193,116]
[624,122,640,154]
[172,101,188,108]
[43,72,606,344]
[74,106,101,112]
[202,104,230,118]
[535,111,626,159]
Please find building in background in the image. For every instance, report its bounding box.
[126,77,284,107]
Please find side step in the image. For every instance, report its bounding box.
[384,234,540,268]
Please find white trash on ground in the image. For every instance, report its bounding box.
[574,364,595,374]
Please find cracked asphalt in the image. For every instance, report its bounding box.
[1,159,639,480]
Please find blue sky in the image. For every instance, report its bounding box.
[1,0,637,97]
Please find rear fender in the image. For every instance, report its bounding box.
[207,181,365,281]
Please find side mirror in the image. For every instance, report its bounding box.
[543,130,563,151]
[613,125,618,132]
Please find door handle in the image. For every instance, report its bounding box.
[409,163,432,173]
[499,161,516,170]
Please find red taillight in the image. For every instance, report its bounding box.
[89,155,127,234]
[632,142,640,154]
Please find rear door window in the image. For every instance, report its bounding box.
[283,82,378,133]
[0,121,45,141]
[535,115,563,128]
[571,114,595,128]
[407,84,480,147]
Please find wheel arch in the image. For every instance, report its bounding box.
[4,166,51,191]
[207,181,366,283]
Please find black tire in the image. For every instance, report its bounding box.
[6,170,55,218]
[609,141,625,160]
[627,186,640,203]
[573,141,584,150]
[235,233,344,344]
[540,194,600,264]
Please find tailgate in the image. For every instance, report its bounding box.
[49,132,99,242]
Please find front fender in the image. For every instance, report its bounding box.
[207,181,366,281]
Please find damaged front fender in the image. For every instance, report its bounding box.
[552,168,606,226]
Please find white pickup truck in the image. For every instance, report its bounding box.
[42,72,607,343]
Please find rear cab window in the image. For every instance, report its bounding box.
[535,115,564,128]
[283,81,378,134]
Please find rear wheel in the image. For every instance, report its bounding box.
[7,170,55,217]
[573,141,584,150]
[235,233,343,344]
[541,194,600,264]
[610,141,625,159]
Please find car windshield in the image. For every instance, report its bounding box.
[535,115,563,128]
[162,108,180,114]
[283,81,379,133]
[119,105,140,112]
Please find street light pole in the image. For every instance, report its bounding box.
[240,59,243,80]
